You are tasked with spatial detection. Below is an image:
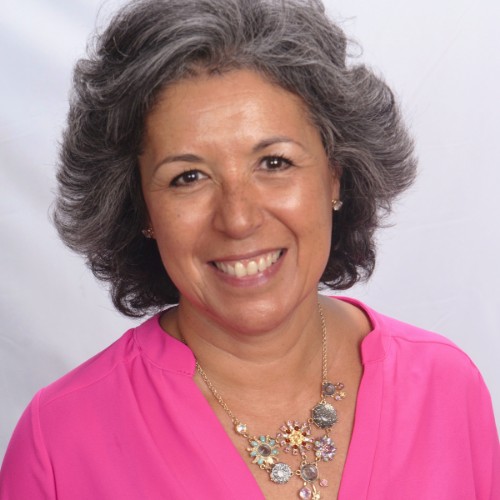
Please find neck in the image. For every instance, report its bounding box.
[163,293,327,397]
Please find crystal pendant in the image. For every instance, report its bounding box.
[257,443,272,457]
[311,402,337,429]
[299,486,312,499]
[300,463,319,482]
[314,435,336,462]
[276,421,313,455]
[235,423,247,435]
[248,436,279,466]
[270,463,293,484]
[322,382,336,397]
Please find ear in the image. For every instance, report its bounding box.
[329,162,342,201]
[140,207,154,239]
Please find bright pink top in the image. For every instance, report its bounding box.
[1,298,499,499]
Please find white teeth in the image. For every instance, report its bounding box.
[234,262,247,278]
[214,250,281,277]
[257,257,267,272]
[246,261,258,276]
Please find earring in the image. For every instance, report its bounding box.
[332,199,343,211]
[142,227,154,239]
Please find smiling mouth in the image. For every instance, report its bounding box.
[212,250,283,278]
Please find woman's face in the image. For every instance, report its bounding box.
[139,69,339,333]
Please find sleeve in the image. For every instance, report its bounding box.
[467,367,500,500]
[0,390,56,499]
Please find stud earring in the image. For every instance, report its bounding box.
[332,199,343,211]
[142,227,154,239]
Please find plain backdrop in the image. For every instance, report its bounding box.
[1,0,499,458]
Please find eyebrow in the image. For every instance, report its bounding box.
[154,136,305,171]
[153,153,202,172]
[252,136,306,153]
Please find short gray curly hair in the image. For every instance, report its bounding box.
[54,0,417,317]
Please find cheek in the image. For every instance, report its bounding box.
[147,201,185,251]
[148,192,200,229]
[148,196,213,265]
[277,176,333,226]
[153,216,205,294]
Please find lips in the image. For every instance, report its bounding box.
[213,250,282,278]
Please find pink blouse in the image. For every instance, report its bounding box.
[1,298,499,499]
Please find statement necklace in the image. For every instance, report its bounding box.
[193,304,346,500]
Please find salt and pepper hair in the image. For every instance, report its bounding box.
[54,0,417,317]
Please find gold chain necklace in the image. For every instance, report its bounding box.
[190,304,346,500]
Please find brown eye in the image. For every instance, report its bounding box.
[262,155,293,171]
[170,170,206,187]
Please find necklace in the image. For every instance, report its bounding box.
[191,303,346,500]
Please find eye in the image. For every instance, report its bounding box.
[261,155,294,171]
[170,169,207,187]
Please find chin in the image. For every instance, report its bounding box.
[207,294,301,335]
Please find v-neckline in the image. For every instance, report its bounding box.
[142,296,387,499]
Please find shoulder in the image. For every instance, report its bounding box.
[357,301,497,426]
[376,310,479,377]
[333,298,500,497]
[334,296,484,387]
[38,325,140,408]
[36,312,193,410]
[0,323,141,495]
[36,314,165,409]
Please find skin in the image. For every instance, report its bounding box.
[139,69,369,499]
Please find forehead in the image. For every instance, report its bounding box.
[144,69,318,143]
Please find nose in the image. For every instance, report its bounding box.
[212,182,264,239]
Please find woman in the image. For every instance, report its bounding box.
[1,0,498,498]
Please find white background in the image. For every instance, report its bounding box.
[1,0,499,458]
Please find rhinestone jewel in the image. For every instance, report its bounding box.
[276,421,313,454]
[314,435,336,462]
[235,423,247,434]
[299,486,313,499]
[248,436,279,465]
[319,479,329,487]
[257,443,272,457]
[322,382,336,397]
[300,463,319,482]
[312,402,337,429]
[270,463,293,484]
